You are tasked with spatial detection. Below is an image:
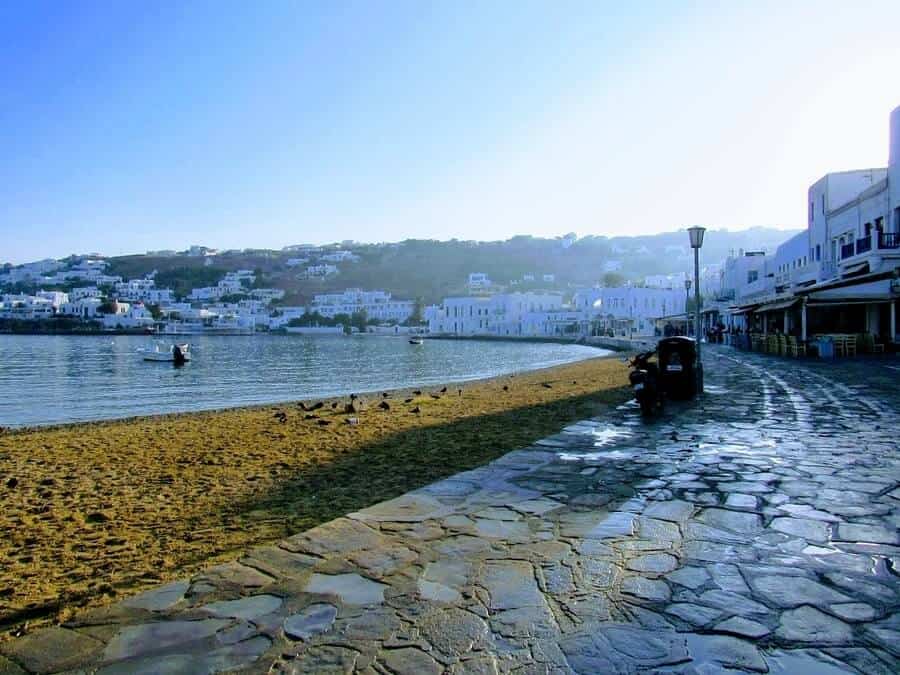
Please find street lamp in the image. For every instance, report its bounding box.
[683,278,691,333]
[687,226,706,394]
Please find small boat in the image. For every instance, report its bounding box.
[141,341,191,363]
[409,337,424,345]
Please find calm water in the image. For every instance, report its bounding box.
[0,334,607,427]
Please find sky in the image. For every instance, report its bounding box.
[2,0,899,264]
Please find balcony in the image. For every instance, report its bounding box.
[840,242,855,259]
[855,236,872,255]
[879,232,900,249]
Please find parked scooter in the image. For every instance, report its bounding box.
[628,349,664,416]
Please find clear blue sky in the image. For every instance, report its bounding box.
[2,0,899,264]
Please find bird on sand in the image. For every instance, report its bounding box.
[411,406,421,414]
[413,390,422,396]
[378,401,391,411]
[317,419,331,426]
[404,398,414,404]
[440,386,447,393]
[430,394,441,400]
[503,385,509,391]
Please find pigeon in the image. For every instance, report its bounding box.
[309,401,324,411]
[304,414,319,420]
[298,402,310,411]
[331,402,339,409]
[502,385,509,391]
[413,390,422,396]
[382,392,390,398]
[458,389,462,396]
[411,406,421,414]
[350,393,358,401]
[440,386,447,393]
[541,383,552,389]
[5,477,17,489]
[317,419,331,426]
[344,402,359,414]
[404,398,414,404]
[378,401,391,411]
[430,394,441,400]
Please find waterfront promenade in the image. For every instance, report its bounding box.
[2,347,898,673]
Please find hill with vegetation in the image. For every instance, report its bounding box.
[27,227,801,305]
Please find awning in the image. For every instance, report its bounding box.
[842,261,869,277]
[806,278,896,305]
[728,305,758,315]
[808,279,900,307]
[755,298,800,313]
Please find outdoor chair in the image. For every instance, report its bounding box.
[845,334,857,357]
[833,334,846,357]
[777,334,787,356]
[787,336,807,357]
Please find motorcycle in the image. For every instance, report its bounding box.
[628,349,664,416]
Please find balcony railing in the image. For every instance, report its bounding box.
[879,232,900,249]
[856,236,872,254]
[840,242,855,259]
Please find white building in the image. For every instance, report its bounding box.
[320,250,360,263]
[427,292,566,336]
[467,273,491,290]
[70,286,102,301]
[593,286,686,337]
[644,273,687,290]
[114,279,175,304]
[0,294,55,320]
[305,264,339,279]
[311,289,414,323]
[59,297,103,319]
[36,290,69,309]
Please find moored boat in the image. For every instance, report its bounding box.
[141,341,191,363]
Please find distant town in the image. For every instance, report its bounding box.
[3,109,899,344]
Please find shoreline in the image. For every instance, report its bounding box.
[2,345,613,432]
[0,356,630,634]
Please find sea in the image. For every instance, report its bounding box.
[0,334,608,427]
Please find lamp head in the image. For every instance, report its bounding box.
[687,226,706,249]
[684,279,692,290]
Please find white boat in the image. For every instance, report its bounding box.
[409,337,424,345]
[141,341,191,363]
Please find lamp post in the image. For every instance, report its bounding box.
[687,226,706,394]
[683,278,691,334]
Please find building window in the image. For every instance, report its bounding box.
[747,270,758,284]
[816,244,821,261]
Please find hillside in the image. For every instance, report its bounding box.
[94,227,801,304]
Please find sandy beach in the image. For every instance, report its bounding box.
[0,355,629,636]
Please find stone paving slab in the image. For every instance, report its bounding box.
[2,347,899,673]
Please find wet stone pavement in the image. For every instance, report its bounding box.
[2,347,899,674]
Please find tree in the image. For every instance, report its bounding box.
[405,296,425,326]
[350,310,368,332]
[602,272,626,288]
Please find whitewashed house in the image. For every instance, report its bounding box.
[311,289,414,322]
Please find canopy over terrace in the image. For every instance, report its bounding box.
[796,274,899,342]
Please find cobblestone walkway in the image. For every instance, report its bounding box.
[2,348,899,674]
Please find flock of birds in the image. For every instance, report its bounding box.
[269,378,569,428]
[270,385,462,427]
